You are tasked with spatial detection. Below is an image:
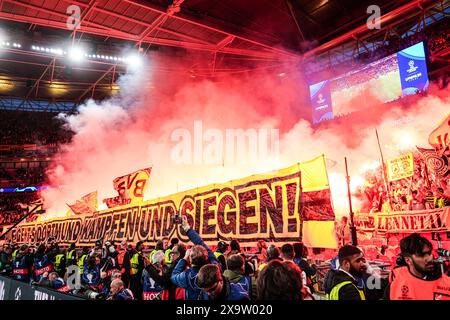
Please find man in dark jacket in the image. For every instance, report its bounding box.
[0,243,12,275]
[214,241,229,271]
[128,241,145,300]
[171,216,220,300]
[323,245,367,300]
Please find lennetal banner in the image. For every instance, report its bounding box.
[6,156,337,248]
[353,207,450,233]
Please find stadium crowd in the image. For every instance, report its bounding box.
[0,215,448,300]
[0,110,73,146]
[354,151,450,213]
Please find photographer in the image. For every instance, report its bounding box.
[385,233,442,300]
[170,216,220,300]
[37,271,67,292]
[0,243,12,276]
[12,244,33,283]
[32,243,54,283]
[141,251,167,300]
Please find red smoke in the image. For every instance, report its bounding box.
[40,54,450,218]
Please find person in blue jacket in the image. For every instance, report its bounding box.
[170,216,220,300]
[82,255,101,287]
[12,244,33,283]
[197,264,249,301]
[32,244,54,283]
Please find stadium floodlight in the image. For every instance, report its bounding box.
[125,53,143,69]
[68,46,85,62]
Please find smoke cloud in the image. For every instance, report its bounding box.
[40,54,450,219]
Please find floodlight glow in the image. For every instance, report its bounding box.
[68,46,85,62]
[125,54,143,68]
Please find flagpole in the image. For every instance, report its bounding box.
[345,157,358,246]
[375,129,393,210]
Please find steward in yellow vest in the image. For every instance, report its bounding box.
[214,241,229,271]
[324,245,367,300]
[66,243,77,266]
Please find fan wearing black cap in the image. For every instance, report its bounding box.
[214,241,229,271]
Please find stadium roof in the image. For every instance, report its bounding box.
[0,0,447,104]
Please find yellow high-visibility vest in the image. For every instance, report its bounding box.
[78,254,88,274]
[130,253,140,275]
[326,281,366,300]
[54,254,65,270]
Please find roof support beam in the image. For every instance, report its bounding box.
[284,0,306,42]
[0,11,287,60]
[78,65,115,102]
[25,57,55,99]
[304,0,441,59]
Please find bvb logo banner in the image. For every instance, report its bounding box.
[7,156,335,247]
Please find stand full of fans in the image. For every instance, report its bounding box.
[1,215,449,300]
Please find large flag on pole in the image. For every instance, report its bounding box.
[67,191,98,215]
[417,147,450,177]
[429,113,450,151]
[298,155,338,249]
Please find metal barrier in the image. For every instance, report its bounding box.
[0,275,85,300]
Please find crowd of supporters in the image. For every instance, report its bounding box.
[0,167,46,186]
[354,151,450,213]
[0,110,73,146]
[1,219,448,300]
[0,193,40,225]
[0,216,329,300]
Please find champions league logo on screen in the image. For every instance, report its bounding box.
[317,93,326,105]
[397,42,429,95]
[309,80,333,124]
[407,60,418,73]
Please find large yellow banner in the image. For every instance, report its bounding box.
[6,156,337,248]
